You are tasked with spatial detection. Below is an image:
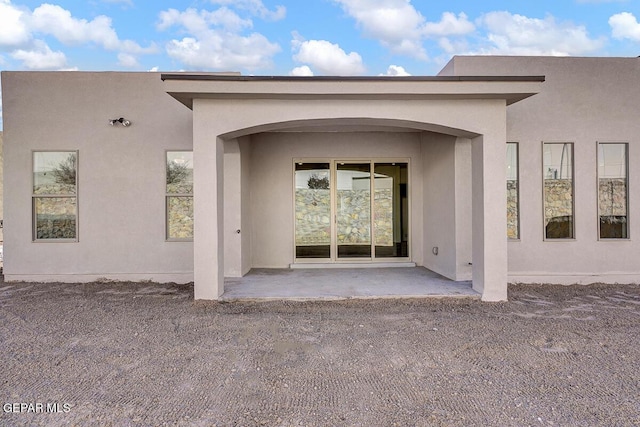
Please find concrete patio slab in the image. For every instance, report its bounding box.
[222,267,478,300]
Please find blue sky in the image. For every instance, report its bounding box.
[1,0,640,128]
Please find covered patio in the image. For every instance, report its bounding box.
[221,267,478,300]
[162,74,544,302]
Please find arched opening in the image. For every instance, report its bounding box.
[219,117,479,294]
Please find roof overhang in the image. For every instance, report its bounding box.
[161,74,545,109]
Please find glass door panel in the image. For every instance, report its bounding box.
[295,163,331,258]
[374,163,408,257]
[336,163,371,258]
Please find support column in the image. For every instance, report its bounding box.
[193,126,224,299]
[471,132,508,301]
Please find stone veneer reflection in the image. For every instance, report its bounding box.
[295,189,393,246]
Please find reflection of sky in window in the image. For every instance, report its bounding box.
[543,143,572,179]
[167,151,193,168]
[33,152,74,172]
[599,144,626,178]
[506,143,518,180]
[33,152,76,186]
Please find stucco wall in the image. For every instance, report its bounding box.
[421,134,473,281]
[445,56,640,283]
[248,131,424,268]
[1,72,194,282]
[422,133,457,278]
[0,131,4,244]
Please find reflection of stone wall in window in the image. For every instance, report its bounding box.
[295,189,394,245]
[337,190,371,244]
[544,180,573,224]
[295,189,330,245]
[507,180,518,239]
[544,180,573,238]
[599,178,627,238]
[506,143,519,239]
[598,179,627,216]
[373,189,393,246]
[167,197,193,239]
[35,197,76,239]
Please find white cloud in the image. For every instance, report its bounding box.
[475,11,604,55]
[290,65,314,76]
[333,1,475,60]
[292,38,365,75]
[0,0,30,47]
[333,0,427,58]
[158,7,252,33]
[609,12,640,41]
[118,52,139,67]
[166,34,280,70]
[379,65,411,76]
[158,7,281,70]
[423,12,474,37]
[148,66,159,72]
[0,1,155,69]
[209,0,286,21]
[10,39,67,69]
[31,4,154,54]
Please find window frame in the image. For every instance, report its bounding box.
[542,142,575,241]
[597,141,629,240]
[32,150,79,242]
[165,150,194,242]
[506,142,520,241]
[292,157,411,263]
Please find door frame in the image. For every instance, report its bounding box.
[292,157,411,264]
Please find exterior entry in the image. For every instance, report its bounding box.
[294,160,409,263]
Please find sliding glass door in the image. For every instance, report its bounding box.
[294,162,331,258]
[337,163,372,258]
[374,163,409,258]
[295,160,409,262]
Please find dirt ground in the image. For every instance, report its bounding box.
[1,278,639,427]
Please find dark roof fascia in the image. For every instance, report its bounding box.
[161,74,545,83]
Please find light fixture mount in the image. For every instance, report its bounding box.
[109,117,131,127]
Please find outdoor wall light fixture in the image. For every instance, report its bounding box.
[109,117,132,127]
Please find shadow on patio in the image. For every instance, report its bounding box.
[222,267,478,301]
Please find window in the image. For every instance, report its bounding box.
[543,143,574,239]
[598,143,628,239]
[507,143,519,239]
[166,151,193,240]
[33,151,78,241]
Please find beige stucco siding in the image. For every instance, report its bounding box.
[1,72,194,282]
[445,56,640,284]
[248,131,424,268]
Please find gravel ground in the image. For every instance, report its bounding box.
[1,278,639,426]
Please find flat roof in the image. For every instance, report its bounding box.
[161,74,545,83]
[161,74,545,109]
